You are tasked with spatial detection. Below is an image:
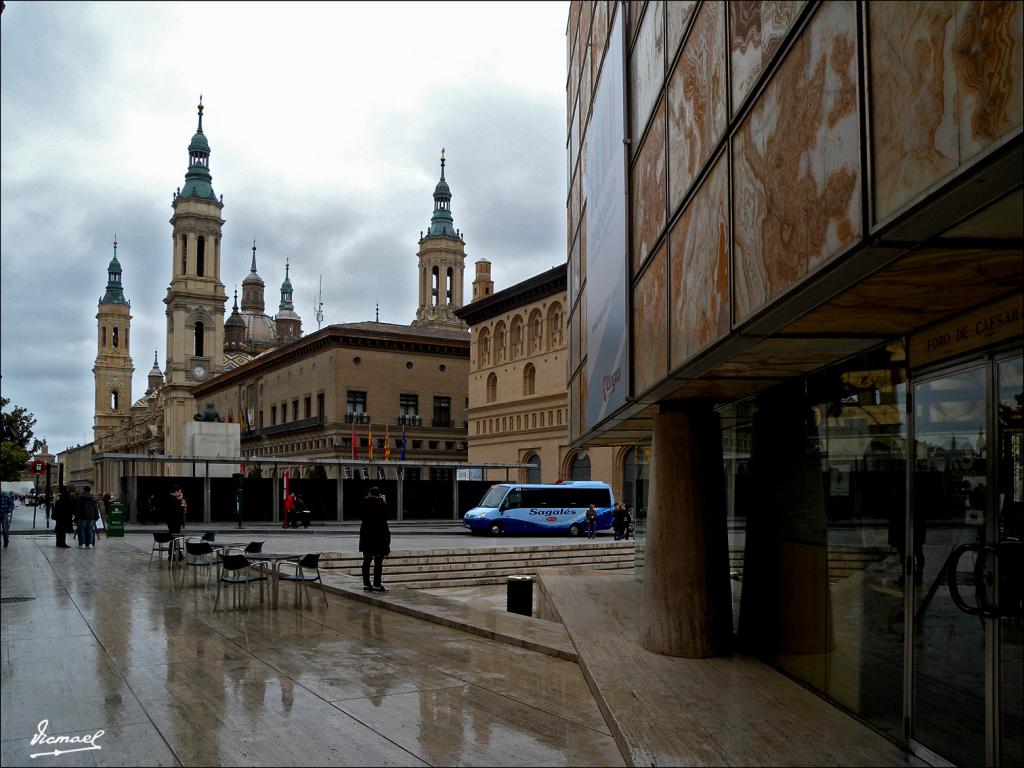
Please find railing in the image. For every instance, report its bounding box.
[398,414,422,427]
[431,418,455,428]
[344,412,370,424]
[256,415,324,437]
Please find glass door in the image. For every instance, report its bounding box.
[910,352,1024,766]
[911,365,988,766]
[995,355,1022,767]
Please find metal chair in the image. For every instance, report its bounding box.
[214,553,267,611]
[201,531,216,542]
[276,553,328,609]
[180,540,216,588]
[149,532,174,569]
[244,541,264,553]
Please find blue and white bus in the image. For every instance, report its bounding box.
[463,481,615,536]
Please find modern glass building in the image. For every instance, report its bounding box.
[565,2,1022,764]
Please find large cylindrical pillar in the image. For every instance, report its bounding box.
[640,404,733,657]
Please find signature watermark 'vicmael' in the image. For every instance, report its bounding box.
[29,720,104,759]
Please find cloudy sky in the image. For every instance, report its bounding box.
[1,1,569,454]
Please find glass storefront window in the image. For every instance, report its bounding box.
[721,341,907,742]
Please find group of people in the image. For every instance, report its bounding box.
[52,485,104,548]
[584,502,634,540]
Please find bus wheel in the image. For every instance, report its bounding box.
[489,521,503,536]
[569,524,581,537]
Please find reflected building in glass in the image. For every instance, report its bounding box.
[565,1,1022,764]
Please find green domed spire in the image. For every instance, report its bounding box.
[279,259,294,310]
[101,236,129,306]
[178,96,218,202]
[426,148,459,239]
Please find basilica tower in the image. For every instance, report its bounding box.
[412,149,467,330]
[162,99,227,454]
[93,238,135,444]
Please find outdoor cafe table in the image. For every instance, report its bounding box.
[216,552,301,608]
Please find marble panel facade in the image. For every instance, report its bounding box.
[732,0,861,323]
[630,1,665,149]
[670,155,730,369]
[869,1,959,223]
[667,1,699,62]
[955,0,1023,163]
[729,0,806,115]
[631,99,667,275]
[592,0,609,81]
[871,0,1022,223]
[633,245,668,396]
[668,0,728,214]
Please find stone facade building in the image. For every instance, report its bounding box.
[566,1,1022,764]
[456,262,623,496]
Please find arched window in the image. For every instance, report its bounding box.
[510,315,524,357]
[446,266,453,304]
[112,327,119,348]
[527,309,543,352]
[494,320,506,363]
[181,235,187,274]
[486,372,497,403]
[546,302,563,350]
[523,363,536,395]
[569,451,591,481]
[478,327,491,367]
[124,327,129,351]
[110,391,119,411]
[101,326,107,347]
[197,236,205,276]
[431,266,440,307]
[525,453,541,484]
[194,321,204,356]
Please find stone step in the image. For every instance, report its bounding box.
[371,557,634,582]
[402,562,634,590]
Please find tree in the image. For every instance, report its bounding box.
[0,441,30,481]
[1,397,41,480]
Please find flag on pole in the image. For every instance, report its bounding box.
[384,425,391,461]
[400,424,406,461]
[368,423,374,461]
[352,424,358,460]
[282,469,291,529]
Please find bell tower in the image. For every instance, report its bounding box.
[93,237,135,444]
[163,98,227,454]
[413,149,467,330]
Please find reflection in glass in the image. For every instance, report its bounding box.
[998,355,1023,768]
[722,341,906,741]
[627,446,650,578]
[912,366,987,767]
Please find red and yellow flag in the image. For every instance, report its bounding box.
[384,425,391,461]
[368,424,374,461]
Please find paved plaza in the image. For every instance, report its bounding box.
[0,524,623,767]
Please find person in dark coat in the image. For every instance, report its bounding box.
[77,486,101,548]
[161,486,187,534]
[359,487,391,593]
[612,502,629,541]
[52,486,76,548]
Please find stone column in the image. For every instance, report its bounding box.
[640,404,733,658]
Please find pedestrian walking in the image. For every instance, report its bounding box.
[77,486,101,549]
[585,504,598,539]
[624,505,634,540]
[612,502,629,541]
[52,486,76,548]
[359,486,391,593]
[161,485,188,560]
[1,490,14,547]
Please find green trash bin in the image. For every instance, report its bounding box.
[107,501,125,538]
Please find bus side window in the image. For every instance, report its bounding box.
[505,491,522,509]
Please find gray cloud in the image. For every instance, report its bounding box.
[1,1,569,453]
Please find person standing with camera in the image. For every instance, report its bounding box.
[359,487,391,593]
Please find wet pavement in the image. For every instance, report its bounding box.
[0,533,623,767]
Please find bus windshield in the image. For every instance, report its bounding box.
[478,485,509,508]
